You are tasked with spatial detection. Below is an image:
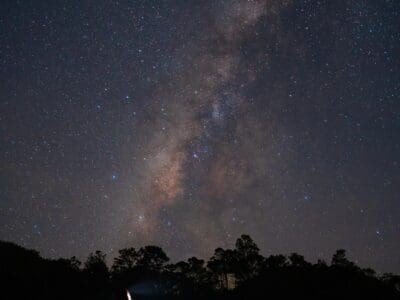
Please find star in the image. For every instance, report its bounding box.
[0,0,398,274]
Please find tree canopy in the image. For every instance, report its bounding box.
[1,235,399,300]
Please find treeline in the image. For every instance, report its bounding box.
[1,235,399,300]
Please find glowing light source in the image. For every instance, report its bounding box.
[127,289,132,300]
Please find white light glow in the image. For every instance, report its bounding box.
[127,289,132,300]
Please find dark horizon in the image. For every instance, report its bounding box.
[1,0,399,274]
[0,234,395,275]
[2,234,400,300]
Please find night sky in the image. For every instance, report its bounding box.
[1,0,399,273]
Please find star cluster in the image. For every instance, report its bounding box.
[0,0,399,272]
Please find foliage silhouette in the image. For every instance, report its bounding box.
[1,235,399,300]
[84,250,110,300]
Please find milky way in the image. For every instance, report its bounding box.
[126,0,291,246]
[0,1,399,272]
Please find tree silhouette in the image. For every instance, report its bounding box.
[264,254,288,269]
[1,237,400,300]
[112,247,140,275]
[207,247,239,289]
[166,256,211,298]
[288,252,311,268]
[234,234,264,282]
[186,257,209,284]
[112,245,169,275]
[84,250,108,276]
[136,245,169,272]
[83,251,110,300]
[331,249,355,269]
